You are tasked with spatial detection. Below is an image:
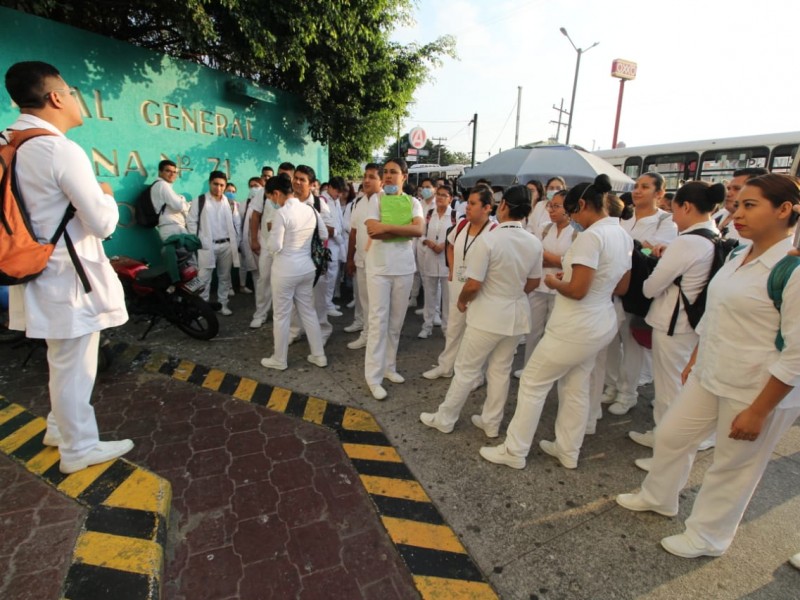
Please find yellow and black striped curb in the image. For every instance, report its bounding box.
[0,395,171,600]
[125,342,499,600]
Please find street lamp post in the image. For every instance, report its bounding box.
[560,27,598,146]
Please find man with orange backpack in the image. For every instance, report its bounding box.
[1,61,132,473]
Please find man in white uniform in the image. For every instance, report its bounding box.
[152,159,190,241]
[713,167,768,242]
[3,61,133,473]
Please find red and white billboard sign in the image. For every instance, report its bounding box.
[611,59,637,80]
[409,127,427,149]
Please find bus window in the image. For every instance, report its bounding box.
[643,152,699,190]
[770,144,799,174]
[623,157,642,179]
[698,146,769,183]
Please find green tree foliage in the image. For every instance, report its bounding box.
[3,0,453,176]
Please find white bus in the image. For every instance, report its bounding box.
[406,163,466,187]
[594,132,800,190]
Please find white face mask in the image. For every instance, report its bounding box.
[420,187,434,199]
[546,189,561,201]
[493,191,503,203]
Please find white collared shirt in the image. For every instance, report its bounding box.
[152,177,189,229]
[535,221,578,295]
[268,196,328,275]
[694,237,800,407]
[622,208,678,245]
[418,206,453,277]
[364,194,424,276]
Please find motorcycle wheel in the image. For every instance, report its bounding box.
[172,294,219,340]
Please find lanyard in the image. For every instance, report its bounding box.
[462,220,490,260]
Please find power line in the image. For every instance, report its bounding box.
[487,98,518,154]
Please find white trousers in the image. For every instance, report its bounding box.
[198,242,233,305]
[252,250,273,322]
[651,328,697,425]
[271,270,325,363]
[365,273,413,385]
[435,281,467,373]
[290,272,332,344]
[325,259,341,310]
[434,326,518,431]
[505,330,614,462]
[613,312,645,406]
[158,223,189,242]
[421,274,448,332]
[588,345,608,430]
[638,375,800,553]
[524,291,556,365]
[353,267,369,334]
[46,332,100,462]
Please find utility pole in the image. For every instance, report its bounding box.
[469,114,478,168]
[514,86,522,147]
[560,27,599,145]
[431,137,447,164]
[549,99,569,143]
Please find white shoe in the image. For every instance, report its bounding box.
[661,533,724,558]
[584,422,597,435]
[539,440,577,469]
[346,299,356,309]
[414,308,424,316]
[219,305,233,316]
[43,429,63,447]
[370,385,388,401]
[261,356,287,370]
[789,552,800,570]
[608,400,635,415]
[240,286,253,294]
[343,322,363,333]
[249,318,264,329]
[423,365,453,380]
[471,376,485,392]
[347,335,368,350]
[228,289,235,297]
[307,354,328,368]
[288,332,304,345]
[418,329,431,339]
[433,316,442,327]
[420,412,453,433]
[59,440,134,474]
[634,457,653,472]
[470,415,498,438]
[479,444,526,469]
[384,371,405,384]
[513,369,523,379]
[629,430,655,448]
[601,386,618,404]
[698,437,715,451]
[408,297,417,308]
[327,309,343,317]
[616,493,677,517]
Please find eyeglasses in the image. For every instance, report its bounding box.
[545,202,563,210]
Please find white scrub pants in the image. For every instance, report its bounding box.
[271,270,324,363]
[252,250,273,322]
[637,375,800,553]
[421,274,448,333]
[505,330,613,463]
[434,281,467,373]
[365,272,413,386]
[524,291,556,365]
[433,327,518,432]
[613,312,645,407]
[325,258,341,310]
[198,241,233,305]
[157,223,189,242]
[353,267,369,335]
[290,272,332,344]
[46,332,100,462]
[651,329,697,425]
[587,345,608,432]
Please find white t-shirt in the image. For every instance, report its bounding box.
[545,217,633,344]
[350,193,375,269]
[535,222,578,295]
[622,209,678,245]
[364,194,424,276]
[418,207,453,277]
[527,201,551,239]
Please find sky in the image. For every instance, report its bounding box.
[391,0,800,160]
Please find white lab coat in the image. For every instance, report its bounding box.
[187,193,240,270]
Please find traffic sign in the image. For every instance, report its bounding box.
[406,154,418,162]
[409,127,427,149]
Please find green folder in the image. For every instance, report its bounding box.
[380,194,414,243]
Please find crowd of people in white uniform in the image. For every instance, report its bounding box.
[149,154,800,566]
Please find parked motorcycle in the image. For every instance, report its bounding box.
[111,247,219,340]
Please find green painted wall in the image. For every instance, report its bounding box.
[0,7,329,264]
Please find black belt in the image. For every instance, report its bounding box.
[213,238,230,244]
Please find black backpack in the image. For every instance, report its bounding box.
[621,241,660,317]
[135,183,164,228]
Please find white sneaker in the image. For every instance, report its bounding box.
[634,457,653,472]
[346,299,356,309]
[433,316,442,327]
[59,440,134,474]
[616,493,677,517]
[539,440,577,469]
[249,318,264,329]
[418,329,431,339]
[240,286,253,294]
[661,533,724,558]
[384,371,405,384]
[479,444,526,469]
[347,335,368,350]
[698,437,715,451]
[228,289,235,297]
[420,412,453,433]
[414,308,424,316]
[513,369,523,379]
[601,386,618,404]
[408,298,418,308]
[43,429,63,447]
[343,322,363,333]
[261,356,287,370]
[307,354,328,368]
[629,430,655,448]
[471,376,485,392]
[370,385,388,401]
[327,309,343,317]
[789,552,800,570]
[608,400,635,415]
[422,365,453,380]
[470,415,499,438]
[219,305,233,316]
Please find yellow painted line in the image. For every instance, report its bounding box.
[414,576,498,600]
[267,387,292,412]
[73,531,163,576]
[382,516,466,554]
[303,397,327,425]
[143,352,169,374]
[202,368,226,391]
[57,459,115,498]
[171,360,196,382]
[0,402,25,426]
[343,443,403,463]
[26,446,61,475]
[342,407,382,432]
[103,466,172,517]
[233,377,258,401]
[360,474,430,502]
[0,417,45,453]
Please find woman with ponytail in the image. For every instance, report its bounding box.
[480,174,633,470]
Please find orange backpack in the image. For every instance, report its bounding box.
[0,128,88,290]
